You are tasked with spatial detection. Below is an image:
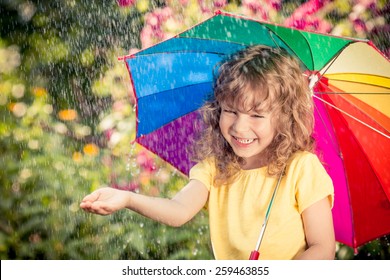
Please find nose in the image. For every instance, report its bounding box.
[232,114,250,133]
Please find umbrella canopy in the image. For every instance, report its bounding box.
[121,11,390,250]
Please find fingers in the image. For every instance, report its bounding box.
[80,201,110,215]
[80,190,102,210]
[79,200,93,211]
[80,195,115,216]
[80,190,103,213]
[81,191,101,204]
[80,188,120,215]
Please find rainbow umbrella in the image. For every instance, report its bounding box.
[121,11,390,253]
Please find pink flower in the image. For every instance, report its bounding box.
[353,18,367,33]
[286,16,331,33]
[112,100,125,112]
[140,25,154,48]
[112,181,139,192]
[160,7,173,18]
[284,0,332,32]
[242,0,263,12]
[269,0,282,11]
[179,0,190,5]
[213,0,227,9]
[287,18,307,30]
[242,0,269,20]
[104,129,114,141]
[198,0,211,13]
[140,8,174,47]
[137,150,157,173]
[117,0,136,7]
[357,0,376,8]
[286,0,329,20]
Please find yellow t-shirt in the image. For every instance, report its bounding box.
[189,151,334,260]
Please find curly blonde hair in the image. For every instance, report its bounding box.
[191,45,314,183]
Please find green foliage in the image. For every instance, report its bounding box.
[0,0,212,260]
[336,236,390,260]
[0,87,212,259]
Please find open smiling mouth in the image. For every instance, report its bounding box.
[233,136,256,144]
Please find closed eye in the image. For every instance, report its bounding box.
[251,114,264,118]
[223,109,236,114]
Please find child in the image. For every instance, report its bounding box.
[80,45,335,260]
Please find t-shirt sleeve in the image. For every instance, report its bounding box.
[294,153,334,214]
[189,159,215,191]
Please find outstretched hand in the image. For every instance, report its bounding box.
[80,187,131,215]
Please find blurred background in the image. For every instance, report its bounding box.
[1,0,389,260]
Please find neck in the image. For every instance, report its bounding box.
[241,153,270,170]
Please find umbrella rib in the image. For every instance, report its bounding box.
[262,25,313,71]
[266,28,283,51]
[134,39,248,57]
[135,49,228,57]
[315,42,353,84]
[325,85,390,94]
[298,31,315,71]
[315,91,390,95]
[313,95,390,139]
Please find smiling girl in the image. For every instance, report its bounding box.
[80,45,335,260]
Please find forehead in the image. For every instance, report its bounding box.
[219,85,272,113]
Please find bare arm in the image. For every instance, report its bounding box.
[294,197,336,260]
[80,179,209,227]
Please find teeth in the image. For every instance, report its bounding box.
[235,137,254,144]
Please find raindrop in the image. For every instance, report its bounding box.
[126,151,132,171]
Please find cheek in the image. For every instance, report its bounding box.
[218,115,231,136]
[218,117,226,134]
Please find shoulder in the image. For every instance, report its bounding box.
[190,157,216,172]
[287,151,325,173]
[288,150,319,165]
[286,150,332,189]
[286,151,334,212]
[189,158,217,191]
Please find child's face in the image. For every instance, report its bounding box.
[219,100,276,170]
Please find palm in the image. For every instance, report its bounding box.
[81,187,128,215]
